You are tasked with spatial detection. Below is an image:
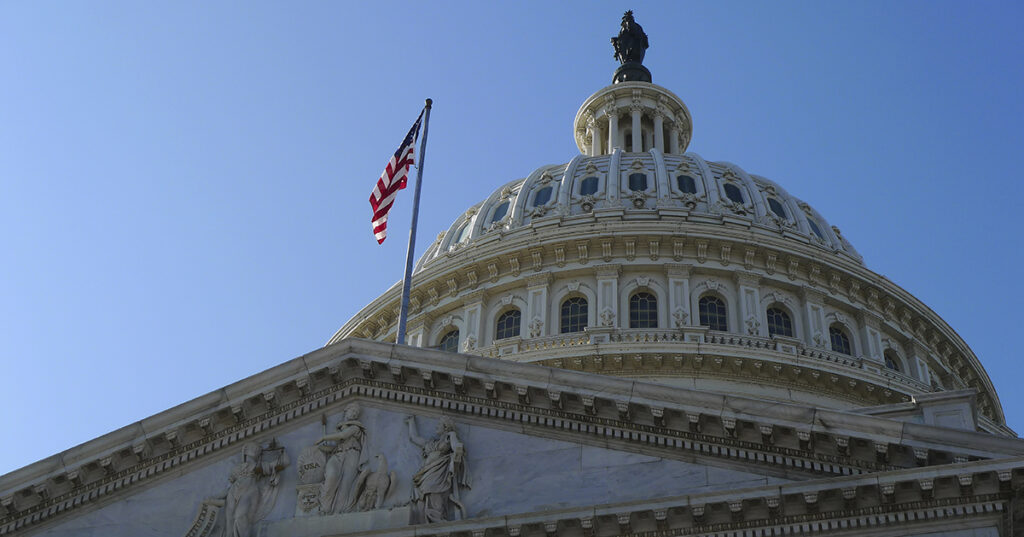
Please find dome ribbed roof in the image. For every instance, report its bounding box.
[417,151,861,272]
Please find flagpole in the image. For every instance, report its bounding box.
[396,98,431,345]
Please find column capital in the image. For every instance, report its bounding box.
[462,289,487,306]
[665,264,691,278]
[595,264,621,278]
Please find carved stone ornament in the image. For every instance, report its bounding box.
[185,440,290,537]
[462,335,477,351]
[406,415,471,523]
[745,316,761,336]
[600,308,615,327]
[672,308,689,328]
[529,317,544,338]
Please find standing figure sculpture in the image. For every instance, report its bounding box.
[610,11,652,83]
[406,415,470,524]
[318,404,366,514]
[222,440,289,537]
[611,10,648,64]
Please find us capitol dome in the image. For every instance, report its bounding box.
[328,20,1008,438]
[6,11,1024,537]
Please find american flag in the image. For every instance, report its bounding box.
[369,112,424,244]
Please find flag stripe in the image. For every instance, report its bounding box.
[369,112,423,244]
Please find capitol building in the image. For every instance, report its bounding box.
[2,12,1023,537]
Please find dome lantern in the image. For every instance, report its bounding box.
[573,12,693,156]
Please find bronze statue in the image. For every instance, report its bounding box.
[610,11,652,83]
[611,10,649,65]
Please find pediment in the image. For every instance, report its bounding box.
[30,403,794,537]
[4,339,1024,536]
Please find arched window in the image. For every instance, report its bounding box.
[629,292,658,328]
[560,296,588,333]
[495,309,521,340]
[455,221,472,243]
[677,174,697,194]
[532,186,553,207]
[884,350,902,372]
[628,173,648,191]
[438,329,459,353]
[767,198,787,219]
[490,201,510,223]
[807,218,826,240]
[766,307,794,337]
[829,325,851,355]
[698,296,728,331]
[579,176,599,196]
[723,183,744,204]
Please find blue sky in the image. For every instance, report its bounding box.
[1,2,1022,475]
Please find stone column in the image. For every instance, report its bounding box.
[653,111,665,153]
[858,311,885,363]
[666,265,692,328]
[736,273,764,336]
[589,121,600,157]
[462,291,486,351]
[607,109,619,152]
[525,275,551,338]
[406,322,426,347]
[595,265,621,328]
[630,107,642,152]
[802,288,828,348]
[906,341,933,383]
[669,128,680,154]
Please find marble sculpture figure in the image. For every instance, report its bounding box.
[317,404,366,514]
[406,415,470,524]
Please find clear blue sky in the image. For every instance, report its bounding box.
[1,2,1022,475]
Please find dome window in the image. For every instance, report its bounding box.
[698,296,728,331]
[532,186,553,207]
[438,329,459,353]
[807,218,826,240]
[628,173,648,191]
[767,198,787,219]
[490,201,510,223]
[829,325,852,355]
[455,222,472,243]
[677,174,697,194]
[560,296,588,333]
[580,176,599,196]
[629,292,658,328]
[884,350,902,372]
[723,183,744,204]
[766,307,793,337]
[495,309,521,340]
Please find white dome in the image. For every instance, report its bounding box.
[329,70,1008,437]
[417,151,861,273]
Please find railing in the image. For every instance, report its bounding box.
[473,327,933,392]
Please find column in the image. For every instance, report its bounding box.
[736,273,763,336]
[857,311,885,362]
[406,323,426,347]
[630,107,642,152]
[906,341,932,384]
[607,109,619,152]
[653,111,665,152]
[525,275,551,338]
[595,265,621,328]
[669,128,680,154]
[462,291,486,351]
[667,265,691,328]
[588,119,600,157]
[802,288,828,347]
